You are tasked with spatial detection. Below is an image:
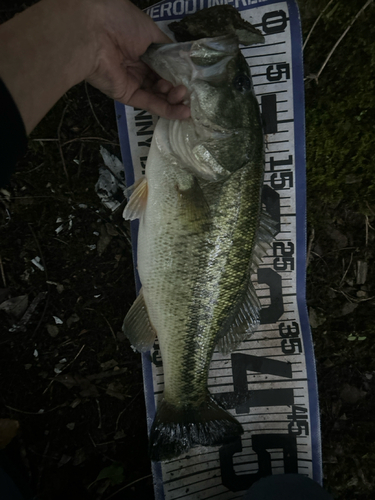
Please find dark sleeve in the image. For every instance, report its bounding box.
[0,78,28,187]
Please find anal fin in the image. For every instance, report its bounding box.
[123,289,156,352]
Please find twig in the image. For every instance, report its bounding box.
[31,138,59,142]
[330,287,374,303]
[365,201,375,217]
[62,137,119,147]
[43,344,86,394]
[53,237,69,245]
[36,440,50,493]
[85,308,118,348]
[85,82,111,137]
[306,227,315,269]
[96,399,102,429]
[28,223,48,281]
[57,104,69,181]
[0,255,6,287]
[77,142,84,179]
[27,224,51,337]
[5,403,67,415]
[303,0,335,51]
[115,387,143,432]
[104,474,153,500]
[365,215,374,247]
[315,0,374,82]
[23,162,45,175]
[33,137,119,146]
[10,292,48,334]
[339,253,353,288]
[63,344,86,371]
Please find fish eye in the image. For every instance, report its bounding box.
[233,74,252,92]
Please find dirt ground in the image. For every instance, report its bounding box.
[1,1,375,499]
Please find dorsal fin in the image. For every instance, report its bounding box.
[217,211,277,354]
[251,211,278,271]
[216,281,260,354]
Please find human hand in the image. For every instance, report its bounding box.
[86,0,190,120]
[0,0,189,135]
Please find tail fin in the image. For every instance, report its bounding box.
[149,396,243,461]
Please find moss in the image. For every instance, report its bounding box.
[302,0,375,222]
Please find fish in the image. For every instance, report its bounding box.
[123,34,275,462]
[169,4,265,45]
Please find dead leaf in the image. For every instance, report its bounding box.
[327,227,348,248]
[66,313,80,328]
[309,307,326,328]
[340,384,367,404]
[0,419,19,449]
[100,359,118,371]
[97,224,112,255]
[356,260,368,285]
[105,222,119,237]
[0,295,28,319]
[58,454,71,467]
[114,429,126,440]
[73,448,86,466]
[0,288,10,303]
[56,373,99,397]
[106,382,126,400]
[80,384,100,398]
[47,324,59,337]
[333,301,358,318]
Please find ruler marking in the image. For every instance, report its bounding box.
[257,89,288,96]
[265,149,290,154]
[167,478,229,497]
[246,51,286,60]
[164,465,221,486]
[207,377,313,386]
[245,40,286,50]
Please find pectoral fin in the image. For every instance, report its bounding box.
[122,289,156,352]
[177,177,210,230]
[123,177,148,221]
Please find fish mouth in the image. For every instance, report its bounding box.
[192,103,231,137]
[196,118,230,136]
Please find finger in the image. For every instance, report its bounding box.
[167,85,188,105]
[151,81,188,105]
[151,26,173,45]
[123,89,190,120]
[152,79,174,94]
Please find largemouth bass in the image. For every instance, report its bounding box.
[123,34,274,461]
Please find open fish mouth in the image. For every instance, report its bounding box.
[194,116,231,137]
[141,35,239,89]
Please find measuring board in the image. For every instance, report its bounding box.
[115,1,322,498]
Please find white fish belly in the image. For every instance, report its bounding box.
[137,131,206,404]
